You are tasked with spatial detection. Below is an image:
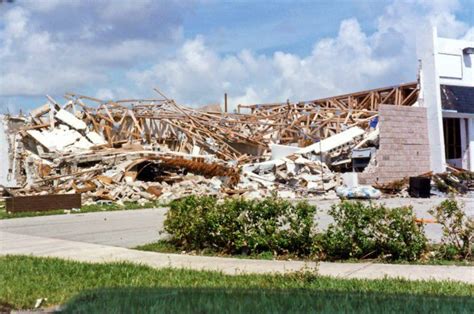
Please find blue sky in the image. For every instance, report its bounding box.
[182,1,388,55]
[0,0,473,112]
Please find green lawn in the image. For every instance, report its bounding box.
[62,287,474,313]
[0,200,165,219]
[0,255,472,311]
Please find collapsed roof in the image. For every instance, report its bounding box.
[1,82,421,204]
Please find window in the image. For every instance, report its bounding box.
[443,118,461,159]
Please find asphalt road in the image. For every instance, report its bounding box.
[0,197,472,247]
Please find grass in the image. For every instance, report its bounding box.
[62,287,474,313]
[0,255,472,310]
[135,239,182,254]
[135,240,474,266]
[0,200,166,219]
[136,240,280,260]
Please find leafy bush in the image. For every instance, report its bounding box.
[428,199,473,260]
[318,202,427,261]
[164,196,318,257]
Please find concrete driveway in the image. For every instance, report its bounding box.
[0,208,168,248]
[0,197,472,247]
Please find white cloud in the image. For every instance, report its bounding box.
[0,2,187,97]
[128,0,474,110]
[463,29,474,41]
[22,0,68,12]
[2,6,28,39]
[1,0,472,111]
[95,88,115,100]
[128,18,398,109]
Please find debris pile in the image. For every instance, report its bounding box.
[240,155,340,199]
[374,168,474,197]
[4,82,469,204]
[1,88,390,205]
[431,168,474,195]
[3,102,241,204]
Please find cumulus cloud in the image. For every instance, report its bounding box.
[129,19,398,109]
[0,1,191,98]
[128,0,474,110]
[95,88,115,100]
[1,0,473,111]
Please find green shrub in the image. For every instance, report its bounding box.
[318,202,427,261]
[379,206,428,260]
[164,196,318,257]
[428,199,473,260]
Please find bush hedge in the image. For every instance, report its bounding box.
[318,202,428,261]
[429,199,473,260]
[163,196,471,262]
[164,196,317,257]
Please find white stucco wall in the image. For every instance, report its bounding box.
[417,27,474,171]
[437,35,474,170]
[417,27,446,173]
[437,37,474,87]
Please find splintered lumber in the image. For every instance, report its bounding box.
[236,82,418,145]
[54,81,416,162]
[158,157,240,186]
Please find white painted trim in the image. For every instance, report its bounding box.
[460,118,468,169]
[469,118,474,171]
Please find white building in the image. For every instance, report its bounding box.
[418,27,474,172]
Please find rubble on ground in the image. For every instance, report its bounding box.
[0,88,471,205]
[374,167,474,197]
[240,155,340,199]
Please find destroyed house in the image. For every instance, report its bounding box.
[0,27,472,205]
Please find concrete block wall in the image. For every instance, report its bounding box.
[359,105,431,185]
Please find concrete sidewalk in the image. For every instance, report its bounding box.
[1,231,472,283]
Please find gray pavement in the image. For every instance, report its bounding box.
[1,230,472,283]
[0,208,168,248]
[308,196,474,243]
[0,197,471,247]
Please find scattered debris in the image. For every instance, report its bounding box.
[0,82,470,206]
[374,178,409,195]
[35,298,47,309]
[240,155,339,198]
[336,185,382,199]
[374,168,473,198]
